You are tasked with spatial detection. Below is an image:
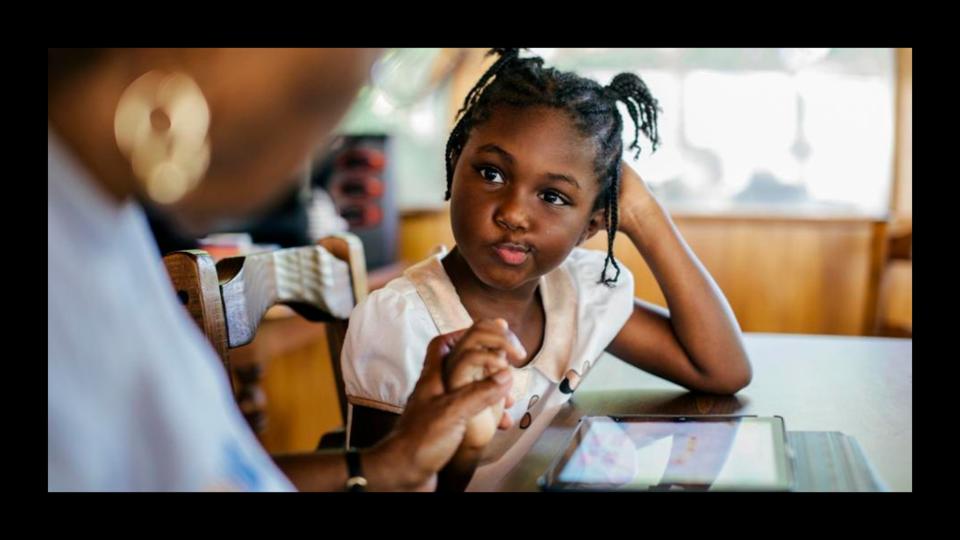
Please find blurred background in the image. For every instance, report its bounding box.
[330,47,912,338]
[170,48,911,453]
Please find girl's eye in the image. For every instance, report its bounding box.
[477,166,505,184]
[539,190,571,207]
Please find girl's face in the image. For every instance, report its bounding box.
[450,105,605,292]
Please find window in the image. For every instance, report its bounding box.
[539,48,895,216]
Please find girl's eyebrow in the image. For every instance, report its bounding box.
[477,143,581,191]
[545,172,581,191]
[477,143,515,165]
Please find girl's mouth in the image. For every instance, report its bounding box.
[493,243,530,266]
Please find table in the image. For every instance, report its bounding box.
[498,333,912,491]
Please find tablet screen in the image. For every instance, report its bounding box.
[540,415,793,491]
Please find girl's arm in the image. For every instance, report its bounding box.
[437,445,483,491]
[606,162,752,395]
[434,319,520,491]
[349,406,399,448]
[436,400,514,491]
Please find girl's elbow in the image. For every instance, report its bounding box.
[703,366,752,395]
[727,370,752,394]
[726,364,753,394]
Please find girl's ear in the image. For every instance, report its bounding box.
[577,208,606,245]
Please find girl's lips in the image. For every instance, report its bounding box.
[493,244,529,266]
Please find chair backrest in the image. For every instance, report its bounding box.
[163,233,367,432]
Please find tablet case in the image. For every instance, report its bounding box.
[786,431,889,492]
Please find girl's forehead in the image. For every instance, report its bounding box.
[467,106,599,176]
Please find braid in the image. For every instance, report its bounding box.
[456,48,522,120]
[597,73,661,285]
[445,48,522,200]
[444,120,464,200]
[601,163,622,286]
[443,49,661,286]
[607,72,661,158]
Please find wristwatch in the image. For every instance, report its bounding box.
[345,448,367,492]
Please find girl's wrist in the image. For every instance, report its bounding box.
[619,193,666,241]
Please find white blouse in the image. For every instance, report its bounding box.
[341,247,635,491]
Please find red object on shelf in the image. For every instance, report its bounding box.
[335,175,385,199]
[340,203,383,228]
[336,148,386,171]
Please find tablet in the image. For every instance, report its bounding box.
[539,415,794,491]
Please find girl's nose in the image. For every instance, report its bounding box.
[494,191,530,232]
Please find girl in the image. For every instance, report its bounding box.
[341,48,752,491]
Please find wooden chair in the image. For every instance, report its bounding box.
[163,233,368,443]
